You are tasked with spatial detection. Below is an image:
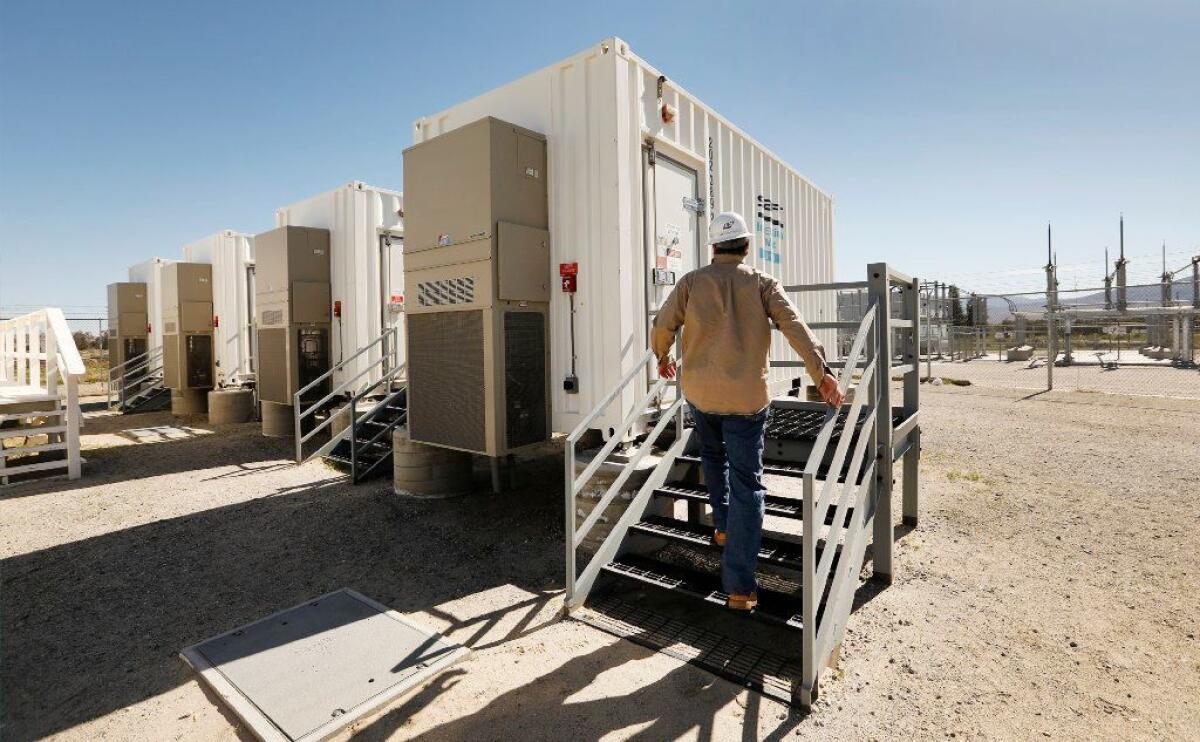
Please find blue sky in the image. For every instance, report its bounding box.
[1,0,1197,314]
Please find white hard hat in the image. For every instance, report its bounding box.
[708,211,752,245]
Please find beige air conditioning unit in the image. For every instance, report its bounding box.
[402,116,551,457]
[253,226,332,416]
[106,282,148,370]
[161,263,214,391]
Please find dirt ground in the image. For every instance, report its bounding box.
[2,388,1198,741]
[924,357,1200,400]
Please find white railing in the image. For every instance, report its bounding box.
[564,349,685,606]
[106,345,163,410]
[294,327,399,463]
[1,308,85,481]
[797,304,879,706]
[785,262,922,706]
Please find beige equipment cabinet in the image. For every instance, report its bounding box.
[106,282,149,370]
[253,226,333,410]
[161,263,215,392]
[402,116,551,457]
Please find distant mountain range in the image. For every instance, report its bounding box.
[983,279,1196,321]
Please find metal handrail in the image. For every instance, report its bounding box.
[293,352,393,461]
[107,350,146,382]
[119,353,160,388]
[801,305,876,479]
[293,327,400,463]
[566,349,656,446]
[798,300,880,707]
[294,327,395,402]
[107,346,163,409]
[565,349,683,604]
[347,364,407,480]
[296,353,387,428]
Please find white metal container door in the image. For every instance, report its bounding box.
[380,233,406,369]
[647,153,701,313]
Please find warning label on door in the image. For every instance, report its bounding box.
[657,223,683,272]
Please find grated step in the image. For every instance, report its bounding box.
[602,555,805,630]
[652,483,854,526]
[630,515,825,572]
[574,596,803,708]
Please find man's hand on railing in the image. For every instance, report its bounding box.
[657,356,678,380]
[818,373,844,409]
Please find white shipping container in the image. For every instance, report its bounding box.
[127,257,175,356]
[413,37,836,436]
[182,230,256,387]
[274,182,405,394]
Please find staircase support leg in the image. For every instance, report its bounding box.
[797,675,818,710]
[868,263,894,583]
[490,457,502,495]
[903,427,919,527]
[66,382,81,480]
[902,276,920,527]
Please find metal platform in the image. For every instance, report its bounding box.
[181,588,468,742]
[575,595,803,705]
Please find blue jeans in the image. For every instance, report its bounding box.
[690,407,769,595]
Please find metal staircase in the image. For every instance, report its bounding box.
[1,309,85,485]
[293,327,407,482]
[106,346,169,413]
[564,263,921,709]
[323,387,407,482]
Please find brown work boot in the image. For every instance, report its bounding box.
[713,529,727,547]
[727,592,758,611]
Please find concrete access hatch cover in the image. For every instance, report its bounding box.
[181,588,468,741]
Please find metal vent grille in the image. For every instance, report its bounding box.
[261,309,284,327]
[257,328,287,403]
[417,277,475,307]
[503,311,546,449]
[408,311,485,452]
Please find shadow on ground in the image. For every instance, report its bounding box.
[3,412,906,741]
[1,444,564,740]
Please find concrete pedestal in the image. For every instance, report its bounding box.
[171,388,208,416]
[208,389,255,425]
[1006,345,1034,362]
[393,428,473,498]
[262,401,294,438]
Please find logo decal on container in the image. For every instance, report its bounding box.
[437,234,452,247]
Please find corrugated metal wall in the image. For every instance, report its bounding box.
[274,182,404,393]
[182,231,255,386]
[127,257,173,355]
[415,37,836,435]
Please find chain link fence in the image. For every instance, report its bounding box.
[915,282,1200,400]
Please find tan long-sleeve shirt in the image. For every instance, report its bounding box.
[650,253,828,415]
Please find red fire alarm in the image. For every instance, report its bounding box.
[559,262,578,293]
[146,323,152,334]
[333,300,342,318]
[213,315,219,328]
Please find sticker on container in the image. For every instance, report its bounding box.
[658,223,683,271]
[437,234,452,247]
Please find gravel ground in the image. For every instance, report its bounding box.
[2,389,1198,741]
